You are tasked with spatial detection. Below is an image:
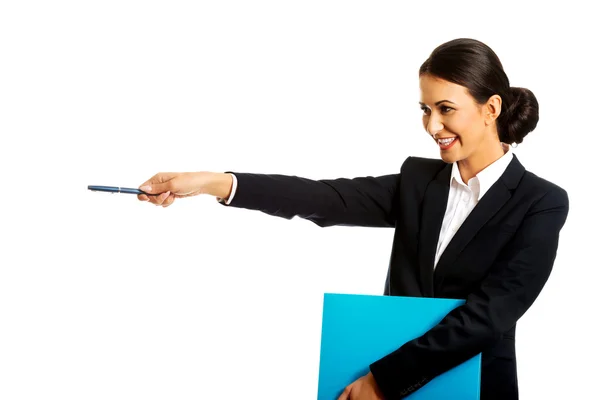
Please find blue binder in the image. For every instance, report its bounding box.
[317,293,481,399]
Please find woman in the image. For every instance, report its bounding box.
[137,38,569,400]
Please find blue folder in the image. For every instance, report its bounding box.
[317,293,481,399]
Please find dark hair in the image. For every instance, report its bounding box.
[419,38,538,145]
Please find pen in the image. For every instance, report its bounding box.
[88,185,150,195]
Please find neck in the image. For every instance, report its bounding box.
[457,141,506,183]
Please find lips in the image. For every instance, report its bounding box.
[437,137,457,150]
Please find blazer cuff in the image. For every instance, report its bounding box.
[369,353,431,399]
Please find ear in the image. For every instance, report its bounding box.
[484,94,502,126]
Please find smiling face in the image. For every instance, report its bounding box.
[419,73,502,166]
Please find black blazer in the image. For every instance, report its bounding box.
[222,155,569,400]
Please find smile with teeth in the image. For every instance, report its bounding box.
[438,137,456,145]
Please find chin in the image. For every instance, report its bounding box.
[436,139,462,164]
[440,152,458,164]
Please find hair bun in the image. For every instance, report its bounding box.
[501,87,539,144]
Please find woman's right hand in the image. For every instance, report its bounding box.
[137,172,210,207]
[137,171,234,207]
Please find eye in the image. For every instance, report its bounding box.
[420,105,454,115]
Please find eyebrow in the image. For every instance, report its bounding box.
[419,100,457,106]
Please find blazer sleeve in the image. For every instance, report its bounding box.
[217,161,409,228]
[369,186,570,398]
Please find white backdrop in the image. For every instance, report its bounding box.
[1,1,598,399]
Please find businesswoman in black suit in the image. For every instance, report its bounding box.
[137,38,569,400]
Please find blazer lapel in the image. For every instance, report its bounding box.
[433,156,526,291]
[418,163,451,297]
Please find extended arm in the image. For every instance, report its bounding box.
[219,171,402,228]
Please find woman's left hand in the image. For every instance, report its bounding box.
[337,371,384,400]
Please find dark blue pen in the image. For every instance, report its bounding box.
[88,185,152,195]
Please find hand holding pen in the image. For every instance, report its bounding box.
[89,172,235,208]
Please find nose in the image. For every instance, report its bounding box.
[426,114,444,138]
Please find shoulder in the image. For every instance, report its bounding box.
[400,156,448,179]
[519,169,569,212]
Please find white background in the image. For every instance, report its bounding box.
[1,1,598,399]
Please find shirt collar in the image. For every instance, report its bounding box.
[450,143,514,201]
